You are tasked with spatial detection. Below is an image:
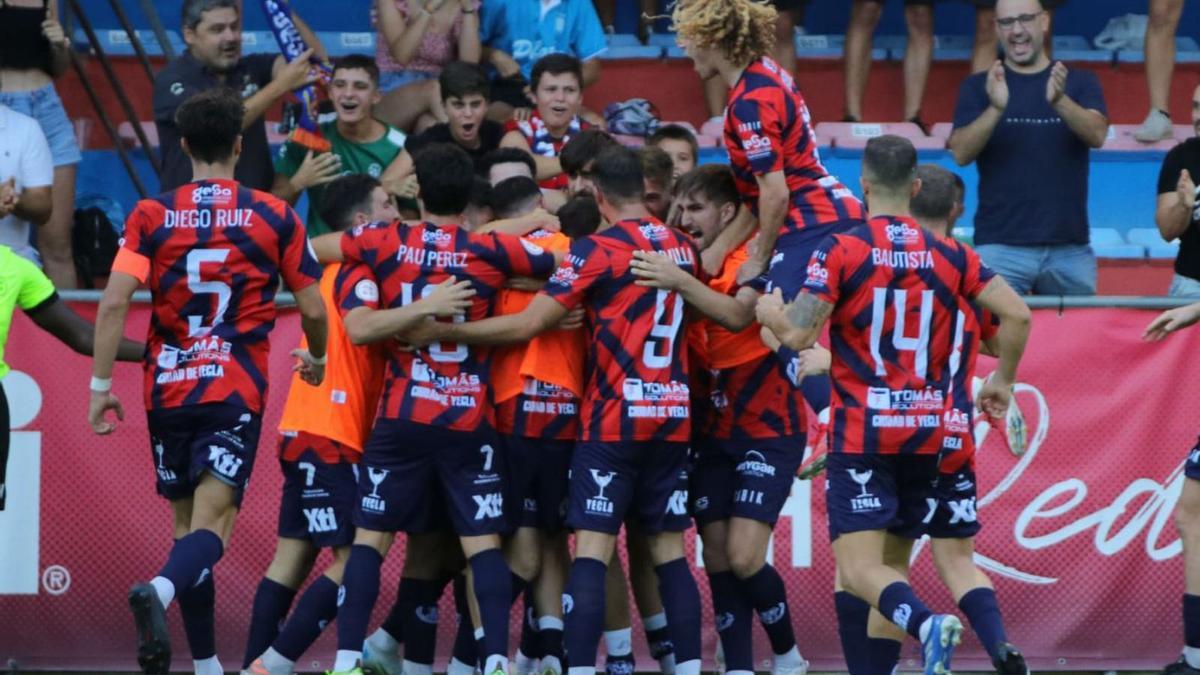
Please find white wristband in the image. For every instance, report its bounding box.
[90,376,113,392]
[310,353,327,365]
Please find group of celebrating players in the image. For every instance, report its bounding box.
[85,1,1200,674]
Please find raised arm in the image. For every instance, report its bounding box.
[244,49,318,131]
[1157,169,1196,242]
[1046,62,1108,149]
[377,0,434,66]
[948,61,1007,166]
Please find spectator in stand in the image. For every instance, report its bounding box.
[0,101,52,269]
[647,124,698,180]
[593,0,657,43]
[479,0,606,121]
[372,0,481,133]
[968,0,1066,74]
[1135,0,1186,143]
[843,0,935,129]
[0,0,79,287]
[383,62,505,187]
[1156,84,1200,297]
[640,145,674,221]
[949,0,1107,295]
[272,55,412,237]
[500,54,591,192]
[153,0,327,193]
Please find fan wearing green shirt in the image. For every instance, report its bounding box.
[0,244,142,510]
[273,54,415,237]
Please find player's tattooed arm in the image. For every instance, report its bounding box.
[757,289,831,350]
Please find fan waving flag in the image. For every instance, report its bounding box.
[261,0,331,151]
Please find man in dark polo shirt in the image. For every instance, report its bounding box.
[152,0,326,192]
[1157,84,1200,297]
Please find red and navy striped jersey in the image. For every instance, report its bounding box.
[542,218,701,442]
[118,179,320,413]
[725,57,865,233]
[494,382,579,441]
[504,111,589,191]
[802,216,995,455]
[335,220,558,432]
[940,295,999,474]
[702,243,806,439]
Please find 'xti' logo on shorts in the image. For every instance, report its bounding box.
[303,507,338,533]
[207,445,243,479]
[473,493,503,520]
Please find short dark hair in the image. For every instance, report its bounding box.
[332,54,380,87]
[440,61,490,102]
[862,135,917,191]
[560,130,618,177]
[175,88,243,163]
[479,148,536,181]
[911,165,960,221]
[490,176,543,219]
[558,193,601,239]
[468,176,493,211]
[675,164,739,208]
[640,146,674,190]
[182,0,238,31]
[592,145,644,205]
[531,53,583,91]
[319,174,382,232]
[648,124,699,162]
[413,143,476,215]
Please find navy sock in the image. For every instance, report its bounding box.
[519,587,543,659]
[866,637,902,673]
[708,571,753,672]
[157,529,224,596]
[242,577,297,667]
[645,625,672,660]
[179,569,217,661]
[834,591,870,675]
[400,578,444,666]
[958,588,1008,661]
[1187,594,1200,648]
[540,621,564,663]
[336,545,383,651]
[273,575,339,661]
[877,581,933,641]
[564,557,608,669]
[741,564,796,655]
[799,373,830,413]
[655,558,701,664]
[452,575,479,666]
[380,577,415,644]
[469,549,513,661]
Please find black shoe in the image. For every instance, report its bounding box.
[908,115,930,135]
[993,642,1029,675]
[1161,658,1200,675]
[128,582,171,675]
[842,114,861,123]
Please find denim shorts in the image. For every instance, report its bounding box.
[0,83,81,167]
[1169,273,1200,298]
[378,69,436,94]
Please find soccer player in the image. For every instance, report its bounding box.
[630,164,809,675]
[273,54,412,236]
[88,88,330,675]
[242,174,473,675]
[756,135,1031,675]
[500,54,591,192]
[0,245,143,511]
[404,145,705,675]
[641,146,675,223]
[674,0,865,416]
[326,142,561,675]
[1145,302,1200,674]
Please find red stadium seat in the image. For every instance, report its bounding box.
[1101,124,1196,152]
[813,122,946,150]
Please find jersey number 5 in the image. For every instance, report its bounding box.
[643,289,684,369]
[186,249,231,338]
[869,287,933,379]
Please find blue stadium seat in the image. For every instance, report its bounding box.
[602,44,663,59]
[875,34,973,61]
[792,34,886,60]
[72,27,184,57]
[1051,35,1114,63]
[1116,36,1200,63]
[1127,227,1180,259]
[952,226,974,244]
[237,30,279,55]
[1091,227,1145,259]
[318,32,377,57]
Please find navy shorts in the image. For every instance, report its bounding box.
[825,453,939,541]
[355,419,507,537]
[690,435,805,527]
[1185,437,1200,481]
[504,435,573,533]
[767,219,864,300]
[147,403,262,508]
[567,441,692,535]
[277,438,359,548]
[926,469,981,539]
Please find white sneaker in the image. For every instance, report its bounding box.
[540,655,563,675]
[360,639,402,675]
[713,640,726,675]
[1134,109,1173,143]
[769,647,809,675]
[514,649,539,675]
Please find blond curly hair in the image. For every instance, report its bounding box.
[671,0,778,66]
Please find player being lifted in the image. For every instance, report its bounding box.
[326,143,561,675]
[629,164,809,675]
[756,136,1031,675]
[674,0,866,418]
[1145,300,1200,674]
[88,89,329,675]
[405,145,705,675]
